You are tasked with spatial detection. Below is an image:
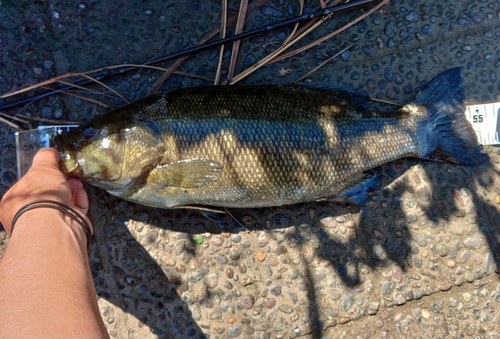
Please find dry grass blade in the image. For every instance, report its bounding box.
[227,0,249,82]
[147,58,188,97]
[14,115,82,125]
[56,80,119,101]
[173,71,214,82]
[223,208,254,235]
[370,98,402,106]
[271,13,332,62]
[0,116,21,130]
[232,0,384,83]
[214,0,228,85]
[0,112,24,130]
[55,91,112,108]
[148,0,269,95]
[1,1,270,104]
[0,72,91,99]
[273,0,389,62]
[0,111,31,125]
[329,0,344,6]
[229,0,305,84]
[78,74,129,103]
[294,44,351,83]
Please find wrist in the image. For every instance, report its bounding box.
[9,201,92,250]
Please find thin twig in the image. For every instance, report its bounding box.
[55,91,112,108]
[173,71,214,82]
[0,116,21,130]
[148,0,269,95]
[0,111,32,125]
[223,208,254,235]
[273,0,389,62]
[227,0,249,82]
[14,115,81,125]
[56,80,120,100]
[294,45,351,83]
[229,0,305,84]
[231,3,330,84]
[214,0,228,85]
[77,74,128,103]
[369,98,403,107]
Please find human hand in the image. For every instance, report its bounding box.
[0,148,92,235]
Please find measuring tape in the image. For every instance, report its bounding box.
[465,102,500,146]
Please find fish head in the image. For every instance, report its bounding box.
[54,115,127,189]
[54,113,165,191]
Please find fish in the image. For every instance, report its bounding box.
[54,68,488,209]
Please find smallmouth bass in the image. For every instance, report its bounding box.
[55,68,488,209]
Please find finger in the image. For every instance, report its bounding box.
[31,148,61,169]
[68,178,84,192]
[73,187,89,213]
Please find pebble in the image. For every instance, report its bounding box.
[211,236,224,246]
[175,241,185,255]
[421,309,430,319]
[229,250,241,261]
[205,273,219,288]
[271,284,282,296]
[384,20,395,36]
[40,105,53,119]
[140,231,158,246]
[263,297,276,309]
[439,283,452,291]
[412,234,427,247]
[464,237,486,250]
[320,217,336,228]
[260,6,284,18]
[188,269,209,283]
[215,254,228,264]
[448,222,464,235]
[227,326,242,338]
[404,213,417,223]
[341,293,355,311]
[257,252,266,262]
[405,11,419,22]
[382,281,394,295]
[393,293,407,305]
[463,292,473,302]
[257,236,269,247]
[161,256,176,266]
[278,304,293,314]
[446,260,456,268]
[237,295,255,310]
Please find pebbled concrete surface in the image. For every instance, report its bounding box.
[1,1,500,338]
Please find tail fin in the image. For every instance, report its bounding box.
[412,68,488,165]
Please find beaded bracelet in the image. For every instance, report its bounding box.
[10,200,92,249]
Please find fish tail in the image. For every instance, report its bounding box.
[411,68,488,165]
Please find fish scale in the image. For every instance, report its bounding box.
[55,69,487,209]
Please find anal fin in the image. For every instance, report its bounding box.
[333,172,379,205]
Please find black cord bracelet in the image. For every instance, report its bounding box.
[10,200,92,249]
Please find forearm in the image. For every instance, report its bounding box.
[0,209,109,339]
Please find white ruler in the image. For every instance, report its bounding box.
[15,125,79,179]
[465,102,500,146]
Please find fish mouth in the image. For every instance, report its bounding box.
[53,134,80,174]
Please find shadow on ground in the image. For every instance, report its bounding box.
[87,147,500,338]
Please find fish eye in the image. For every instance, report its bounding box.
[83,127,96,139]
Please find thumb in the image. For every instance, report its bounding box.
[31,148,61,170]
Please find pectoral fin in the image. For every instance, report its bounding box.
[156,159,223,188]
